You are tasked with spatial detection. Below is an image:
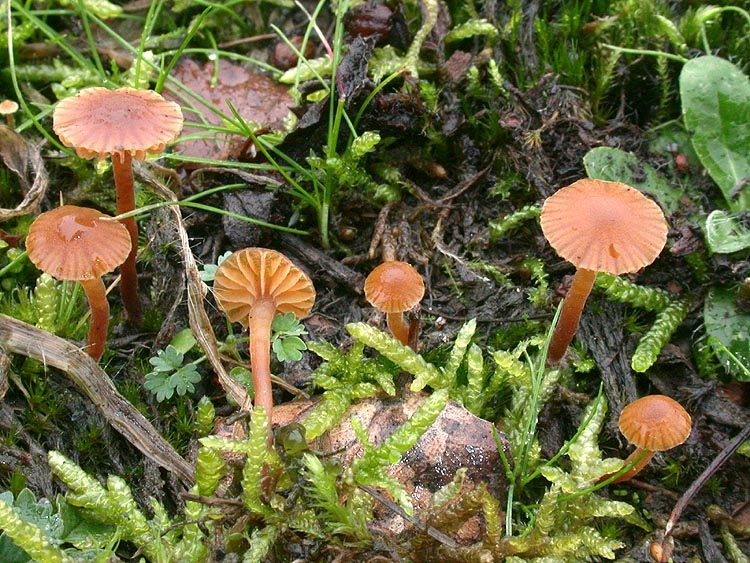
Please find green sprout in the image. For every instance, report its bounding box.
[144,345,202,402]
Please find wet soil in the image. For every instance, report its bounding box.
[2,1,750,561]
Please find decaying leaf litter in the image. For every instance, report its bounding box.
[1,0,750,561]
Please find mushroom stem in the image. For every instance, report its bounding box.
[547,268,597,364]
[79,277,110,362]
[610,447,656,484]
[246,298,277,445]
[386,312,410,346]
[111,152,142,327]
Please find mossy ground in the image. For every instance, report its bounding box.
[1,0,750,561]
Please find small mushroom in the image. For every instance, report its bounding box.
[25,205,131,361]
[540,179,668,364]
[213,248,315,442]
[52,87,184,326]
[611,394,691,484]
[364,261,425,348]
[0,100,19,128]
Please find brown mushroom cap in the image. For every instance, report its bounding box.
[364,261,425,313]
[213,247,316,324]
[540,179,668,275]
[52,87,183,162]
[26,205,131,281]
[0,100,19,115]
[618,395,691,451]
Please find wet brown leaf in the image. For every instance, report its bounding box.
[0,125,47,220]
[168,59,294,165]
[274,391,510,540]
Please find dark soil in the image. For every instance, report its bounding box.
[2,1,750,562]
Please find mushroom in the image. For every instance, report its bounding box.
[364,261,425,348]
[213,248,315,441]
[540,179,668,364]
[25,205,131,361]
[52,87,183,326]
[610,394,691,484]
[0,100,19,128]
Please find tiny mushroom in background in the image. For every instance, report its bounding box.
[52,87,184,326]
[364,261,425,348]
[213,248,316,443]
[25,205,131,362]
[540,178,668,364]
[0,100,19,128]
[610,394,691,484]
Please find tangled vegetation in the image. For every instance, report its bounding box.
[1,0,750,562]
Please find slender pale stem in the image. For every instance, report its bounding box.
[547,268,597,364]
[386,312,409,346]
[111,152,142,326]
[611,447,656,484]
[79,277,109,362]
[247,298,277,445]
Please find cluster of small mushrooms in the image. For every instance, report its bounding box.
[23,86,690,490]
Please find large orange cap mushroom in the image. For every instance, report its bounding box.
[540,179,668,364]
[26,205,131,361]
[52,87,184,327]
[364,261,425,347]
[52,87,183,163]
[213,248,315,442]
[610,394,691,483]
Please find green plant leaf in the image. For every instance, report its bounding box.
[199,251,233,283]
[583,146,682,214]
[680,55,750,211]
[271,312,307,336]
[149,345,184,372]
[704,210,750,253]
[272,335,306,362]
[704,288,750,380]
[144,345,201,402]
[170,328,198,356]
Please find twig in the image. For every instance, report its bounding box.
[664,425,750,539]
[0,314,194,484]
[358,484,457,548]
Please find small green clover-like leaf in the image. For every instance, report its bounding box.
[168,364,202,397]
[199,251,233,283]
[144,346,202,402]
[270,312,308,363]
[143,372,172,402]
[271,312,307,337]
[148,345,184,372]
[272,335,306,363]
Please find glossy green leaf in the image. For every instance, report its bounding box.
[704,210,750,253]
[704,288,750,380]
[583,146,682,214]
[680,56,750,211]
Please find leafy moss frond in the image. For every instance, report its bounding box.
[631,298,690,372]
[302,453,371,540]
[194,447,225,497]
[48,452,166,562]
[346,322,442,390]
[351,389,450,515]
[242,525,280,563]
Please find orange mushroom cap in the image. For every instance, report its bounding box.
[213,248,316,324]
[364,261,425,313]
[52,87,183,162]
[26,205,131,280]
[618,395,691,452]
[540,179,668,275]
